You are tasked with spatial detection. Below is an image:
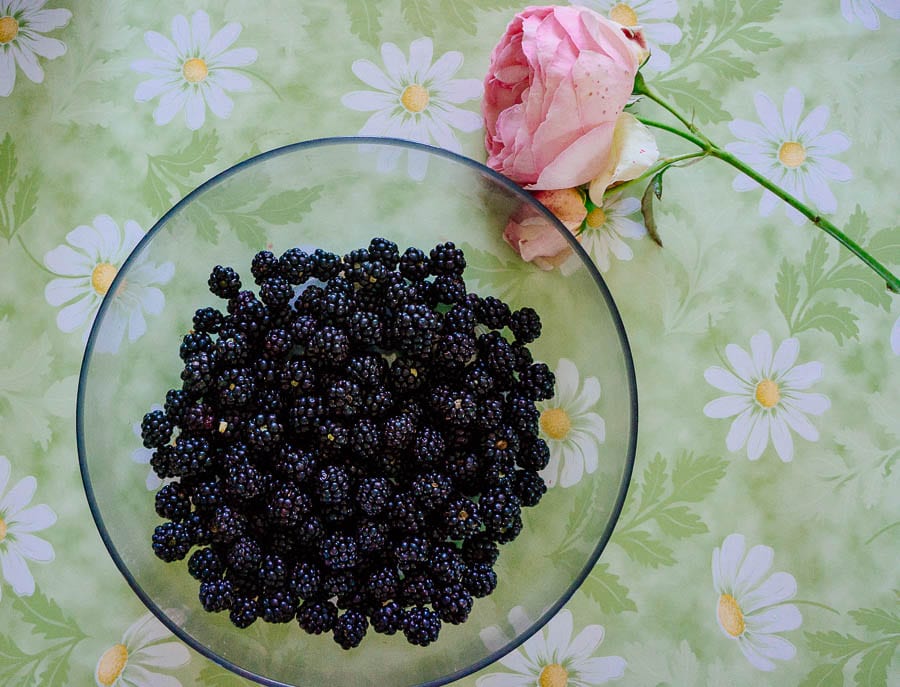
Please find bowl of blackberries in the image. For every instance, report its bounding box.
[77,137,637,687]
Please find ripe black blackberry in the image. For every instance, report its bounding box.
[305,325,350,363]
[441,451,482,495]
[260,591,297,623]
[333,609,368,649]
[389,302,439,355]
[495,513,523,544]
[513,469,547,507]
[346,309,383,346]
[258,553,287,591]
[382,412,416,452]
[368,237,400,269]
[399,572,436,606]
[475,295,511,329]
[355,519,388,554]
[479,332,517,384]
[215,331,251,365]
[279,356,316,393]
[509,306,542,343]
[188,547,223,582]
[325,378,361,418]
[316,464,350,505]
[399,244,430,281]
[413,425,446,465]
[155,482,191,522]
[192,306,224,334]
[475,396,505,432]
[433,331,476,368]
[208,265,242,299]
[517,362,556,401]
[259,275,293,309]
[169,436,211,477]
[429,386,477,426]
[349,418,381,459]
[504,393,540,436]
[365,566,399,602]
[181,401,216,434]
[361,387,394,418]
[310,248,342,280]
[461,531,500,566]
[427,543,465,584]
[511,342,534,373]
[250,250,280,283]
[163,388,190,423]
[227,537,262,577]
[181,351,216,394]
[151,521,192,562]
[355,476,393,517]
[287,394,324,432]
[411,471,454,508]
[265,482,311,529]
[190,480,223,513]
[297,600,337,635]
[208,504,248,544]
[517,434,551,471]
[402,606,442,647]
[371,601,403,635]
[288,561,322,601]
[199,579,234,612]
[140,409,173,449]
[183,511,211,547]
[432,583,473,625]
[245,412,283,452]
[428,274,467,306]
[274,445,316,484]
[462,562,498,598]
[395,536,430,571]
[320,533,358,570]
[229,596,259,628]
[215,367,255,408]
[389,493,427,534]
[179,331,215,361]
[428,241,466,277]
[440,496,481,540]
[389,357,426,393]
[346,353,388,387]
[479,486,521,535]
[279,247,312,284]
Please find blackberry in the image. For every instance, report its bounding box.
[192,306,224,334]
[325,378,361,418]
[461,362,495,397]
[440,496,481,540]
[475,396,505,431]
[279,356,317,393]
[260,591,297,623]
[323,570,359,599]
[390,302,439,355]
[315,287,354,325]
[141,409,173,449]
[442,301,477,334]
[216,367,255,408]
[429,274,467,306]
[356,520,388,554]
[368,237,400,268]
[310,248,342,280]
[481,425,520,467]
[333,609,368,649]
[517,434,551,471]
[479,486,521,534]
[433,331,476,368]
[347,259,388,287]
[245,413,283,452]
[371,601,403,635]
[513,469,547,507]
[411,471,454,509]
[181,402,215,434]
[505,393,540,436]
[265,482,311,529]
[320,533,358,570]
[355,476,393,517]
[395,536,430,571]
[462,562,498,598]
[479,332,517,383]
[432,583,473,625]
[343,309,381,346]
[199,579,234,612]
[428,543,465,584]
[188,547,223,582]
[288,561,322,601]
[258,553,287,590]
[208,265,242,299]
[518,363,555,401]
[429,386,477,426]
[259,275,293,309]
[169,436,211,477]
[229,596,259,628]
[373,452,409,480]
[151,521,192,562]
[402,606,442,647]
[349,418,381,458]
[229,292,270,337]
[250,250,280,282]
[399,246,430,280]
[383,271,423,306]
[279,247,312,284]
[495,513,523,544]
[346,353,389,387]
[413,425,446,465]
[306,325,349,363]
[227,537,262,576]
[289,313,317,345]
[179,331,215,361]
[441,451,482,495]
[462,532,500,566]
[316,420,350,456]
[154,482,191,522]
[181,352,216,394]
[389,494,427,534]
[511,342,534,373]
[398,572,436,606]
[365,566,399,602]
[261,327,291,358]
[190,480,223,513]
[509,306,542,343]
[361,387,394,418]
[215,332,251,365]
[316,465,350,505]
[183,511,211,546]
[208,504,248,544]
[475,296,511,329]
[163,388,190,423]
[293,514,326,547]
[274,445,316,484]
[287,394,324,432]
[389,356,426,393]
[428,241,466,277]
[382,412,416,452]
[297,600,337,634]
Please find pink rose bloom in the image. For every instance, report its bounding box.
[504,188,587,271]
[483,5,647,190]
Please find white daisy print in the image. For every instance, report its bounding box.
[132,404,163,491]
[95,611,190,687]
[726,88,852,225]
[703,330,830,462]
[476,608,626,686]
[44,215,175,354]
[0,455,56,601]
[132,10,258,130]
[538,359,606,488]
[580,191,647,272]
[575,0,683,71]
[0,0,71,97]
[712,533,802,672]
[841,0,900,30]
[341,37,483,180]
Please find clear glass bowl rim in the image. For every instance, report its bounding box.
[76,136,638,687]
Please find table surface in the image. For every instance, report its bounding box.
[1,1,898,686]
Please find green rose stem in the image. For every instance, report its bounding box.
[627,73,900,294]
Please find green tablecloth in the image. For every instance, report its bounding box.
[1,1,897,685]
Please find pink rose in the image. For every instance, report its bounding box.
[503,188,587,271]
[483,5,647,190]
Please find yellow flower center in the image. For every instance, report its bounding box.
[91,262,118,295]
[401,84,429,113]
[0,517,7,542]
[540,408,572,441]
[96,643,128,686]
[717,593,746,637]
[755,379,780,408]
[182,57,209,83]
[0,16,19,44]
[778,141,806,168]
[609,3,639,27]
[586,207,607,229]
[539,663,569,687]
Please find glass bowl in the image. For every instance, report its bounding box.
[77,137,637,687]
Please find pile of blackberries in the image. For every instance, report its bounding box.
[141,237,555,649]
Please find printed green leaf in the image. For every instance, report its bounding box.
[191,203,220,244]
[656,77,730,124]
[616,530,676,567]
[799,662,849,687]
[849,608,900,636]
[12,169,40,231]
[583,563,637,614]
[637,453,668,512]
[36,645,74,687]
[739,0,783,24]
[731,25,780,52]
[228,212,266,249]
[868,225,900,265]
[713,0,738,29]
[806,630,869,659]
[775,258,801,325]
[696,50,758,80]
[0,132,15,196]
[344,0,383,47]
[401,0,436,36]
[794,301,859,344]
[672,452,728,503]
[13,588,86,642]
[0,634,30,679]
[257,187,323,225]
[825,264,892,311]
[199,664,251,686]
[144,165,173,216]
[803,235,830,293]
[854,643,894,687]
[441,0,477,35]
[151,130,221,179]
[656,505,708,538]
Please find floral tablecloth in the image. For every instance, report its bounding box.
[1,1,898,686]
